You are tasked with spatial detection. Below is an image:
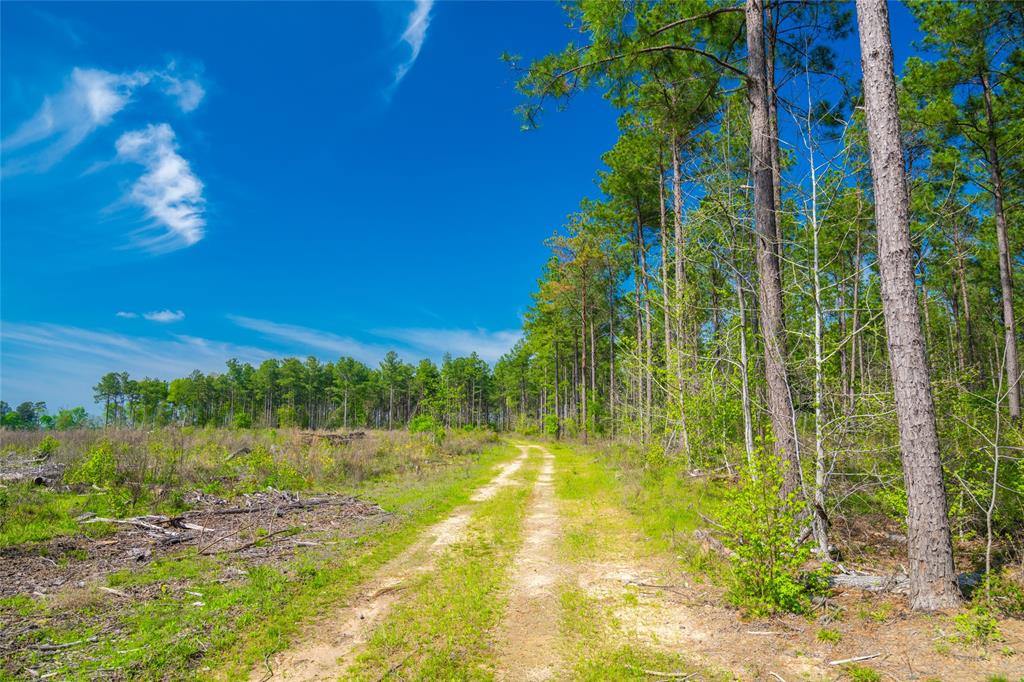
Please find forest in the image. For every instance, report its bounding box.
[2,1,1023,679]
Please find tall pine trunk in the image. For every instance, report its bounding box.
[856,0,961,611]
[980,71,1020,421]
[746,0,800,494]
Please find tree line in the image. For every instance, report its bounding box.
[89,351,496,431]
[492,0,1022,612]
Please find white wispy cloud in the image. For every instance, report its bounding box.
[115,124,205,251]
[393,0,434,86]
[228,315,389,364]
[142,309,185,323]
[2,64,203,175]
[230,315,521,365]
[156,63,205,112]
[0,322,272,409]
[115,311,138,319]
[376,327,522,363]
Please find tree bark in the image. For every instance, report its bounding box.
[746,0,800,495]
[856,0,961,611]
[980,70,1020,421]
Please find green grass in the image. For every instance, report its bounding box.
[1,443,520,681]
[816,627,842,644]
[0,485,122,546]
[548,443,721,681]
[347,448,539,680]
[843,663,882,682]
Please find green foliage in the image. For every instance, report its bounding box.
[276,405,299,428]
[718,443,814,615]
[409,414,444,444]
[843,665,881,682]
[65,441,119,487]
[36,434,60,457]
[232,411,252,429]
[235,444,306,491]
[953,604,1003,647]
[816,628,842,644]
[980,569,1024,619]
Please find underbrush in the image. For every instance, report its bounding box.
[0,434,515,681]
[0,427,497,547]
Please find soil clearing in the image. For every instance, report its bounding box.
[251,442,1024,681]
[494,446,562,681]
[0,490,386,601]
[252,446,531,681]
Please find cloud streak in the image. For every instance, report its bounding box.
[115,124,205,250]
[0,322,271,409]
[142,309,185,323]
[2,64,203,175]
[376,327,521,363]
[230,315,521,365]
[228,315,390,364]
[393,0,433,86]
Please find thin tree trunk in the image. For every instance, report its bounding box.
[746,0,801,494]
[737,278,755,465]
[849,222,863,412]
[856,0,961,611]
[766,0,784,264]
[953,219,974,371]
[805,67,831,557]
[670,142,692,460]
[981,70,1020,421]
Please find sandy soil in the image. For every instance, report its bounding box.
[252,446,531,681]
[494,446,563,681]
[252,443,1024,682]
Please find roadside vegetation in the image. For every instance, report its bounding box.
[0,427,511,680]
[348,449,540,680]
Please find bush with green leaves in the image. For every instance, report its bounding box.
[409,414,444,444]
[980,569,1024,618]
[65,441,119,487]
[36,434,60,458]
[718,442,813,615]
[953,604,1002,647]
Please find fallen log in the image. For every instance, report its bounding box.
[225,446,251,461]
[829,653,880,666]
[828,571,980,594]
[84,516,170,533]
[693,529,736,558]
[0,463,64,486]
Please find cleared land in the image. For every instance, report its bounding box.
[2,432,1022,681]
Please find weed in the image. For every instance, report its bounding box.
[953,604,1003,647]
[844,664,881,682]
[816,628,842,644]
[718,444,812,615]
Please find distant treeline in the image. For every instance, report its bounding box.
[0,401,91,431]
[87,351,531,431]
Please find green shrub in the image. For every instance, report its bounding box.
[718,443,812,615]
[237,444,306,491]
[816,628,842,643]
[844,665,881,682]
[65,441,118,487]
[981,569,1024,618]
[36,435,60,457]
[953,604,1002,647]
[233,411,252,429]
[276,405,299,428]
[409,414,444,444]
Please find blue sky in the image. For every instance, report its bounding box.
[1,1,624,410]
[1,1,922,412]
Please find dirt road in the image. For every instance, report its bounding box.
[253,443,1023,681]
